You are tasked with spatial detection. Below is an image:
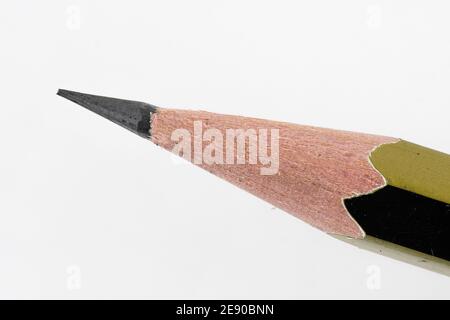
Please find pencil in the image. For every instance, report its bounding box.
[57,89,450,275]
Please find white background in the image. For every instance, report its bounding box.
[1,1,449,299]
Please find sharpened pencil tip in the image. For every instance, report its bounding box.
[57,89,157,138]
[56,88,66,96]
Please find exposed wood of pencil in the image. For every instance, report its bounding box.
[151,108,398,238]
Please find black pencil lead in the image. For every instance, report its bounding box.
[57,89,157,138]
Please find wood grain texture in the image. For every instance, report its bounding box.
[151,108,399,238]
